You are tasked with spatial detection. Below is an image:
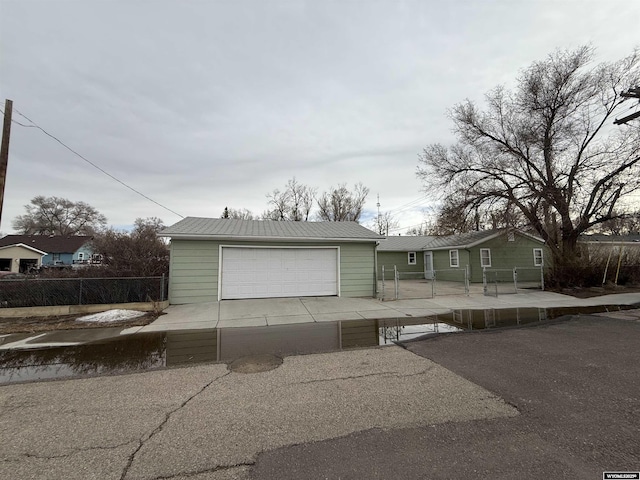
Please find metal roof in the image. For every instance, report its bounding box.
[377,236,435,251]
[159,217,382,241]
[423,230,502,249]
[378,229,545,251]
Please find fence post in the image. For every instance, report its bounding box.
[432,269,436,297]
[381,265,385,300]
[394,265,398,300]
[482,267,487,296]
[465,265,470,295]
[513,267,518,293]
[540,264,545,291]
[161,274,165,302]
[78,278,83,305]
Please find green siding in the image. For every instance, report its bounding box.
[431,233,549,283]
[376,232,550,284]
[430,249,469,281]
[169,240,219,304]
[168,239,376,304]
[377,251,424,279]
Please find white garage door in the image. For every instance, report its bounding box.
[220,247,339,300]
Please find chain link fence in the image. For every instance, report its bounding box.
[378,266,471,300]
[0,276,168,308]
[483,267,544,297]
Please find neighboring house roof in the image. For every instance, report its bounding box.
[422,230,503,250]
[377,236,436,251]
[0,243,48,255]
[580,234,640,244]
[0,235,93,253]
[160,217,383,242]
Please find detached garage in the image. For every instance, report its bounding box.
[160,217,382,303]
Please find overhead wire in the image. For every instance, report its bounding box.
[1,107,185,219]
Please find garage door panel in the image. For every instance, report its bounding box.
[221,247,338,299]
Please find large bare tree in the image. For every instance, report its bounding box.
[12,196,107,235]
[417,46,640,266]
[264,177,316,221]
[317,183,369,222]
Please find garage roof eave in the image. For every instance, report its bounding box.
[159,233,380,243]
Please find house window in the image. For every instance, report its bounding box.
[449,250,459,268]
[52,253,60,261]
[480,248,491,268]
[533,248,544,266]
[78,252,85,260]
[507,232,515,242]
[408,252,416,265]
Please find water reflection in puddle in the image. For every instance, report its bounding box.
[0,305,631,384]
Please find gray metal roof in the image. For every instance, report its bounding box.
[423,229,545,249]
[160,217,382,241]
[423,230,502,249]
[377,236,435,251]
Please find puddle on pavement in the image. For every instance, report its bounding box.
[0,305,633,384]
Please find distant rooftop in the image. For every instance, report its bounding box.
[377,236,435,251]
[160,217,382,241]
[0,235,93,253]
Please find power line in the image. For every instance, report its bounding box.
[2,107,184,219]
[387,195,432,215]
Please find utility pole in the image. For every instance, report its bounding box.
[0,99,13,225]
[376,194,381,235]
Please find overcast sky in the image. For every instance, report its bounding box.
[1,0,638,234]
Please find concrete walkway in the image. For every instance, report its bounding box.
[139,291,640,331]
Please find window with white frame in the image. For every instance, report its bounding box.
[533,248,544,266]
[480,248,491,267]
[408,252,417,265]
[78,252,85,260]
[449,249,459,268]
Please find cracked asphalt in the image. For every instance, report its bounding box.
[2,312,638,479]
[0,346,515,479]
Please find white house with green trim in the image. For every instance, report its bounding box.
[160,217,382,304]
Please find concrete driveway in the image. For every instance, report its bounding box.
[140,291,640,331]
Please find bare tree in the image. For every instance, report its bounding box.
[599,210,640,235]
[417,46,640,266]
[90,218,169,276]
[371,211,399,235]
[12,196,107,235]
[265,177,316,221]
[317,183,369,222]
[134,217,165,233]
[221,207,254,220]
[405,223,431,236]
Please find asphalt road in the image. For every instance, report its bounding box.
[1,312,638,479]
[251,314,640,479]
